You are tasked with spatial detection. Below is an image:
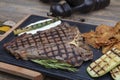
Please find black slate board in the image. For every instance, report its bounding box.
[0,15,113,80]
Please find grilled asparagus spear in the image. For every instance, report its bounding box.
[13,17,61,35]
[87,48,120,77]
[31,59,77,72]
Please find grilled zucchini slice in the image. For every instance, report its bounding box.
[110,65,120,80]
[87,48,120,77]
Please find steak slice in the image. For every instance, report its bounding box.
[4,22,93,66]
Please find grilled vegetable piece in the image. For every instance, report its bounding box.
[0,20,15,35]
[110,65,120,80]
[0,25,11,31]
[110,46,120,80]
[87,48,120,77]
[13,17,61,35]
[0,25,11,34]
[31,59,77,72]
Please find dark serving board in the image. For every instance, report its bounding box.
[0,15,113,80]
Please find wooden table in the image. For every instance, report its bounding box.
[0,0,120,80]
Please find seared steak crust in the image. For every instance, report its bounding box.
[4,23,93,66]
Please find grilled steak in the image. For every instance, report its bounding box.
[4,22,93,66]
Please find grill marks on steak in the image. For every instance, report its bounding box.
[4,23,93,66]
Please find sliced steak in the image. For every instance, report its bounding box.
[4,22,93,66]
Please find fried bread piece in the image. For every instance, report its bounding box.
[82,22,120,51]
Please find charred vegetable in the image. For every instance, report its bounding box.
[87,48,120,77]
[110,65,120,80]
[0,20,15,35]
[32,59,77,72]
[13,17,61,35]
[0,25,11,34]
